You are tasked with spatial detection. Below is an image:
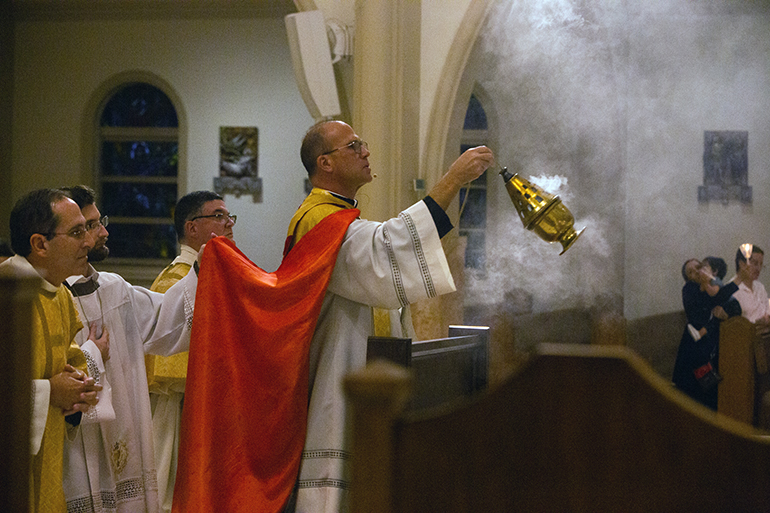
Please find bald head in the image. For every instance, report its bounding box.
[300,121,372,198]
[301,120,337,177]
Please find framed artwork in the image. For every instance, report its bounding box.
[214,126,262,202]
[698,130,751,204]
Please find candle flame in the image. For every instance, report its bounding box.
[740,243,753,260]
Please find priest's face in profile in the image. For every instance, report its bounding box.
[324,121,372,197]
[47,197,95,283]
[82,203,110,262]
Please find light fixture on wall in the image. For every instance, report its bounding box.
[285,10,346,121]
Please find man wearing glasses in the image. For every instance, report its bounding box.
[148,190,235,513]
[284,120,493,512]
[173,121,492,512]
[59,185,198,513]
[1,189,102,512]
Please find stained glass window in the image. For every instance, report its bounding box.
[101,83,178,128]
[98,83,179,260]
[459,94,489,271]
[463,94,488,130]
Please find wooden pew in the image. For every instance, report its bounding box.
[718,315,770,428]
[345,343,770,513]
[718,316,757,424]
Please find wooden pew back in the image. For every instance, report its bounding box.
[346,344,770,513]
[718,316,758,424]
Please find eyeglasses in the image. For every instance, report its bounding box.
[86,215,109,232]
[46,225,88,240]
[190,213,237,225]
[322,139,368,156]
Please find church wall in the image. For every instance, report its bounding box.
[452,1,770,324]
[7,1,770,342]
[419,0,474,165]
[623,3,770,320]
[10,15,313,272]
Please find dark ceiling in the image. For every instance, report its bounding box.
[12,0,298,21]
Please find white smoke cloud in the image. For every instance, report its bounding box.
[463,0,624,313]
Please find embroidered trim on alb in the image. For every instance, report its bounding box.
[66,475,149,513]
[82,350,100,423]
[66,493,103,513]
[116,476,145,502]
[183,284,195,330]
[144,468,159,491]
[400,211,436,297]
[382,224,408,307]
[297,478,350,491]
[302,449,350,460]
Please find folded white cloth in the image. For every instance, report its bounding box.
[688,324,702,342]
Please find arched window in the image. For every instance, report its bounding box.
[97,83,179,261]
[459,93,489,270]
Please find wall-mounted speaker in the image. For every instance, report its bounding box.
[285,10,341,121]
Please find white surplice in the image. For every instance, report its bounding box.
[63,265,196,513]
[294,200,456,513]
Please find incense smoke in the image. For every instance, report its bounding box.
[463,0,625,314]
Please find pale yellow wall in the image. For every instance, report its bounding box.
[299,0,355,27]
[10,1,770,321]
[419,0,473,172]
[12,16,314,272]
[297,0,476,179]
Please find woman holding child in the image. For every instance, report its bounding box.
[672,258,741,410]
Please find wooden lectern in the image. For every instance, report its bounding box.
[366,325,489,411]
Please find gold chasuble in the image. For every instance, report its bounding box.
[283,187,355,256]
[146,260,192,385]
[31,284,88,513]
[285,188,395,337]
[173,208,359,513]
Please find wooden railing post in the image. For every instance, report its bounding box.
[344,359,412,513]
[0,270,37,512]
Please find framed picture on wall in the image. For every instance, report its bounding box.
[214,126,262,202]
[698,130,751,204]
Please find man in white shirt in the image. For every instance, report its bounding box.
[730,244,770,326]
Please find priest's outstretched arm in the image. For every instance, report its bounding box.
[327,146,493,309]
[143,267,198,356]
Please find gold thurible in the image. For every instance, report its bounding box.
[499,167,584,254]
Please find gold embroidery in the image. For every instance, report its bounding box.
[111,439,128,475]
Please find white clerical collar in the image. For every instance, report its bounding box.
[327,190,358,208]
[5,254,59,293]
[66,264,98,286]
[172,244,198,267]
